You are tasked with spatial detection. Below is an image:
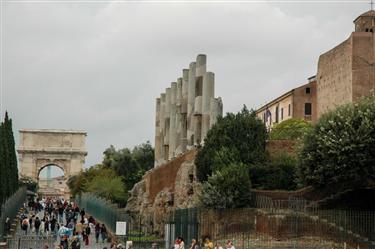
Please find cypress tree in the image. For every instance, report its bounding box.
[8,116,19,193]
[0,122,4,204]
[2,112,11,198]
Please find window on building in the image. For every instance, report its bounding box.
[305,103,312,116]
[281,108,284,120]
[275,106,279,123]
[288,104,291,116]
[306,87,311,94]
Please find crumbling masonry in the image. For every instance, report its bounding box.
[154,54,223,166]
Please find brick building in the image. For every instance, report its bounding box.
[256,77,317,130]
[257,10,375,127]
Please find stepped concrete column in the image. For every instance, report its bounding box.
[180,69,189,152]
[187,62,196,147]
[196,54,207,77]
[169,82,177,159]
[201,72,215,142]
[210,97,223,128]
[194,96,202,145]
[154,98,161,166]
[159,93,166,164]
[175,78,183,154]
[164,88,171,159]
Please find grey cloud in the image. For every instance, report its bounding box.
[2,1,368,167]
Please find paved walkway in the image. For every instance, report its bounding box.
[10,209,112,249]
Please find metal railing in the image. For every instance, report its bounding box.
[75,192,126,233]
[0,187,27,239]
[165,198,375,249]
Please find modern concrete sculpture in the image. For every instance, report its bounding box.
[154,54,223,166]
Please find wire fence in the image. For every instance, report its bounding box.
[6,235,55,249]
[166,196,375,249]
[75,192,127,233]
[0,187,27,240]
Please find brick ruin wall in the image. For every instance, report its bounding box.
[146,149,197,203]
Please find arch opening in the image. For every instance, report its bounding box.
[38,164,67,199]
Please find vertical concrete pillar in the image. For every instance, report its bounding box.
[175,78,183,155]
[180,69,189,152]
[210,97,223,128]
[164,88,171,159]
[196,54,207,77]
[159,93,166,165]
[201,72,215,142]
[187,62,196,147]
[154,98,161,166]
[169,82,177,159]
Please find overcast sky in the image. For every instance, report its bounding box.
[1,0,370,171]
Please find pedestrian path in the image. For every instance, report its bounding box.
[10,208,112,249]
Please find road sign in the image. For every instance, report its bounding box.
[116,221,127,236]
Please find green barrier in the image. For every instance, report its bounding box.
[0,187,27,240]
[76,193,126,233]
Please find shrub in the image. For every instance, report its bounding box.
[298,96,375,187]
[249,153,297,190]
[200,163,252,209]
[196,106,267,182]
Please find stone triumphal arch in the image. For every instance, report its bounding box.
[17,129,87,198]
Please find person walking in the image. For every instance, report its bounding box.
[80,208,85,221]
[101,224,107,243]
[95,223,101,243]
[4,217,11,235]
[75,220,83,241]
[21,217,29,235]
[84,223,91,245]
[189,239,199,249]
[34,217,41,235]
[71,235,81,249]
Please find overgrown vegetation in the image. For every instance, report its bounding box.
[269,118,312,140]
[297,96,375,188]
[67,141,154,206]
[19,177,38,192]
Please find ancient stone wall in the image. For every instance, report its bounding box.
[317,37,353,117]
[352,32,375,101]
[126,149,201,235]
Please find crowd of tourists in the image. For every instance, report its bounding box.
[175,237,235,249]
[16,197,110,249]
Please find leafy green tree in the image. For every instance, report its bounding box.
[196,106,267,182]
[269,118,312,140]
[86,168,127,205]
[298,96,375,187]
[200,163,252,209]
[103,142,154,192]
